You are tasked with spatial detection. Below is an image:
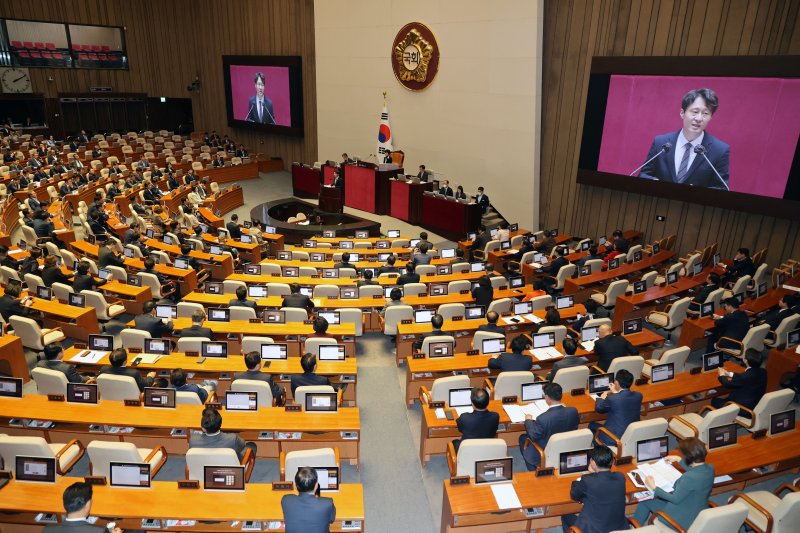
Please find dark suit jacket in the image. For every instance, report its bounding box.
[692,282,720,305]
[521,404,580,467]
[179,324,215,340]
[34,359,87,383]
[41,265,72,286]
[719,367,767,409]
[229,298,257,310]
[246,96,276,124]
[475,193,490,212]
[439,186,454,196]
[762,307,795,331]
[471,286,494,308]
[189,431,248,461]
[281,492,336,533]
[411,253,432,265]
[547,355,589,381]
[456,409,500,441]
[98,247,125,268]
[714,310,750,347]
[477,323,505,335]
[376,265,400,275]
[639,130,730,189]
[226,222,242,239]
[73,273,101,293]
[167,176,181,190]
[594,389,643,441]
[43,520,105,533]
[542,256,568,277]
[397,272,420,286]
[290,372,331,395]
[233,369,283,401]
[0,294,29,322]
[570,470,628,533]
[98,365,153,391]
[488,352,533,372]
[282,293,314,310]
[134,314,174,338]
[728,257,756,279]
[593,335,640,371]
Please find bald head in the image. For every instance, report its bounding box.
[599,324,613,338]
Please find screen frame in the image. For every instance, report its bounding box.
[109,461,151,488]
[222,55,304,137]
[577,55,800,219]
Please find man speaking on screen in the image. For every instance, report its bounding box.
[246,72,276,124]
[638,88,730,190]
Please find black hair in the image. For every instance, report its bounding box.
[681,88,719,114]
[545,308,560,326]
[236,286,247,300]
[544,382,563,401]
[737,247,750,257]
[313,316,329,334]
[300,352,316,372]
[200,406,222,433]
[76,261,90,275]
[295,466,318,493]
[562,338,577,355]
[143,301,156,313]
[431,314,444,329]
[591,445,614,469]
[171,368,188,387]
[390,288,402,301]
[745,349,763,368]
[486,311,499,324]
[109,349,127,367]
[44,343,63,360]
[290,282,301,294]
[583,299,598,313]
[471,387,490,409]
[615,369,634,389]
[253,72,266,84]
[510,334,531,353]
[387,255,396,265]
[244,351,260,370]
[725,296,741,309]
[63,482,93,514]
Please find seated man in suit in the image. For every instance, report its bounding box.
[575,245,603,269]
[226,214,242,239]
[357,269,378,287]
[416,232,432,252]
[134,301,175,339]
[290,353,332,395]
[438,179,454,196]
[44,482,121,533]
[412,243,433,265]
[377,254,401,275]
[41,254,72,287]
[189,406,256,460]
[589,370,643,446]
[0,244,20,270]
[98,241,125,268]
[759,294,798,331]
[416,165,429,181]
[593,324,639,372]
[34,343,89,384]
[519,382,580,470]
[99,348,156,391]
[638,88,730,190]
[688,271,722,313]
[488,334,533,372]
[477,311,505,335]
[710,349,767,412]
[721,247,756,283]
[707,297,750,353]
[234,351,285,406]
[570,299,610,334]
[453,388,500,453]
[281,467,336,533]
[171,368,215,403]
[474,187,490,214]
[282,283,315,313]
[561,445,628,533]
[541,246,570,285]
[229,285,257,310]
[547,338,589,381]
[73,261,105,293]
[397,261,420,285]
[449,248,469,266]
[180,310,215,340]
[413,314,446,351]
[470,224,490,260]
[334,252,359,274]
[167,173,181,190]
[380,287,405,317]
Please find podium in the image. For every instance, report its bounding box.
[319,185,343,213]
[343,163,401,215]
[291,163,322,197]
[421,194,482,241]
[390,179,432,225]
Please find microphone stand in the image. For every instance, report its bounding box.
[696,148,729,191]
[629,146,668,176]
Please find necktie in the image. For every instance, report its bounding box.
[258,101,262,121]
[676,142,692,182]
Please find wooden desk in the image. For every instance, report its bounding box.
[13,295,101,340]
[197,160,260,184]
[292,162,322,197]
[419,361,737,466]
[144,237,234,280]
[284,245,415,257]
[160,185,191,214]
[390,178,432,224]
[766,346,800,392]
[202,234,264,263]
[62,347,359,405]
[0,478,365,532]
[421,195,482,241]
[0,395,362,464]
[0,335,27,382]
[97,280,152,315]
[227,270,488,288]
[562,250,676,298]
[203,185,245,216]
[440,429,800,532]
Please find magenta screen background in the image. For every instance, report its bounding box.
[229,65,292,126]
[597,75,800,198]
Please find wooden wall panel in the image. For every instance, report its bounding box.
[540,0,800,269]
[0,0,317,165]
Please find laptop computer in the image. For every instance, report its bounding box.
[514,301,532,315]
[482,338,506,355]
[465,306,485,319]
[340,286,358,299]
[109,462,151,488]
[633,280,647,294]
[205,282,222,294]
[144,338,170,355]
[414,309,434,323]
[261,343,289,360]
[0,376,23,399]
[208,308,230,322]
[666,271,679,285]
[440,248,455,259]
[305,392,338,412]
[448,387,472,409]
[67,383,98,404]
[588,373,613,394]
[89,334,113,352]
[521,382,545,402]
[428,342,454,358]
[248,285,268,298]
[703,351,724,372]
[787,328,800,347]
[15,456,56,483]
[429,283,448,296]
[318,311,340,325]
[623,318,643,335]
[556,296,573,310]
[201,341,228,358]
[155,305,177,319]
[36,286,53,300]
[700,302,714,318]
[532,332,555,349]
[203,465,245,491]
[310,467,340,492]
[225,391,258,411]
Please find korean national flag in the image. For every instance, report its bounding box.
[377,105,394,160]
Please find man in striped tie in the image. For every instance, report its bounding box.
[638,88,730,190]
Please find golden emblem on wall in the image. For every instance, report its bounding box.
[391,23,439,91]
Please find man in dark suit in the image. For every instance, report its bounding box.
[416,165,429,181]
[547,338,589,381]
[334,252,359,274]
[707,297,750,352]
[561,445,628,533]
[412,243,433,265]
[234,351,285,405]
[413,314,446,351]
[281,467,336,533]
[542,246,569,278]
[226,214,242,239]
[488,334,533,372]
[589,370,643,445]
[41,254,72,286]
[593,324,640,371]
[98,348,156,391]
[689,271,722,312]
[332,170,344,190]
[290,353,332,395]
[229,285,257,310]
[453,388,500,453]
[134,301,175,338]
[179,310,215,340]
[450,248,469,266]
[189,406,255,460]
[72,261,105,293]
[519,382,580,470]
[98,241,125,268]
[397,261,420,285]
[34,344,89,384]
[571,299,609,334]
[282,283,315,313]
[722,247,756,282]
[376,255,401,275]
[245,72,276,124]
[711,349,767,410]
[760,294,797,331]
[474,186,490,214]
[167,173,181,190]
[438,180,454,196]
[477,311,505,335]
[639,88,730,190]
[43,482,120,533]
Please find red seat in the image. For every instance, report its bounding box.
[18,50,30,59]
[101,45,110,52]
[11,40,22,49]
[40,51,51,59]
[34,42,45,49]
[30,51,41,59]
[91,44,101,52]
[72,43,81,51]
[46,42,56,50]
[81,44,91,51]
[23,41,34,49]
[87,53,98,60]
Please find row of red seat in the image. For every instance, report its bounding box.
[10,41,115,53]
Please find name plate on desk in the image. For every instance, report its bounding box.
[185,351,199,357]
[452,316,463,321]
[502,396,518,404]
[466,349,480,356]
[285,405,301,412]
[571,388,585,396]
[690,367,702,375]
[206,402,221,410]
[129,347,142,354]
[635,377,649,386]
[752,429,768,440]
[272,481,294,491]
[412,353,425,360]
[178,480,200,489]
[429,401,445,409]
[47,394,65,402]
[449,475,470,485]
[401,319,412,324]
[372,294,383,299]
[536,467,555,477]
[84,476,107,486]
[73,343,88,349]
[303,319,314,324]
[615,456,633,466]
[460,290,470,294]
[418,293,428,297]
[124,399,141,407]
[249,318,261,324]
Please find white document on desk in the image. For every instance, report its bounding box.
[500,316,525,326]
[491,483,522,510]
[636,459,682,492]
[454,406,474,416]
[503,401,548,423]
[531,347,562,361]
[137,353,164,364]
[581,340,595,352]
[523,314,544,324]
[69,350,107,364]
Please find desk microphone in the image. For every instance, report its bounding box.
[629,143,672,176]
[693,145,729,190]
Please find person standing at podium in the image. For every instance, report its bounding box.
[332,170,344,189]
[475,187,490,214]
[245,72,276,125]
[417,165,429,181]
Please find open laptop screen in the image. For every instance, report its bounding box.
[559,450,592,475]
[15,456,56,483]
[650,362,675,383]
[448,387,472,407]
[636,436,668,463]
[225,391,258,411]
[708,423,737,449]
[474,457,513,484]
[0,376,23,398]
[110,462,151,488]
[521,382,544,402]
[305,392,338,412]
[318,344,346,361]
[481,338,505,355]
[261,343,289,360]
[143,387,176,408]
[67,383,98,404]
[203,466,245,491]
[770,410,796,436]
[703,351,724,372]
[588,373,613,394]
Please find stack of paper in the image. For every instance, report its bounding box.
[581,340,596,352]
[502,400,549,423]
[137,353,164,364]
[635,459,682,492]
[523,314,544,324]
[454,406,474,416]
[500,316,525,326]
[491,484,522,509]
[69,350,108,363]
[531,347,562,360]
